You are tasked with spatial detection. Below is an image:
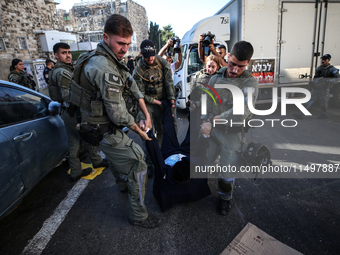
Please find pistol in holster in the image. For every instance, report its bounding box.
[79,123,111,146]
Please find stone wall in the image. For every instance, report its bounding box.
[0,0,59,80]
[67,0,148,57]
[71,0,113,32]
[126,0,148,55]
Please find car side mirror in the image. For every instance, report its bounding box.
[48,101,61,116]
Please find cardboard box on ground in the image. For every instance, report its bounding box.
[221,223,303,255]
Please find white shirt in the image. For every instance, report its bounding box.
[170,62,176,77]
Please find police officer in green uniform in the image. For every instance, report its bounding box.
[49,42,107,182]
[294,54,339,119]
[189,55,221,111]
[133,40,176,177]
[204,41,259,215]
[8,59,35,90]
[133,39,176,146]
[69,14,161,228]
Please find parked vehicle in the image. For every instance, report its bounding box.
[174,14,230,109]
[0,80,68,220]
[175,0,340,108]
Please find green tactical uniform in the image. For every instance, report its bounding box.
[70,41,149,222]
[49,61,102,179]
[205,66,259,201]
[133,55,175,146]
[8,70,35,90]
[190,69,215,110]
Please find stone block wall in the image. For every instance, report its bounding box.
[68,0,148,57]
[126,0,148,56]
[0,0,59,80]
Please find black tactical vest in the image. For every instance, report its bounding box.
[70,49,135,124]
[135,55,165,100]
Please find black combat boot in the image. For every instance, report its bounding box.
[218,199,231,216]
[70,167,93,182]
[93,158,109,169]
[129,214,161,229]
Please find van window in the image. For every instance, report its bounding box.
[188,46,204,75]
[175,44,186,72]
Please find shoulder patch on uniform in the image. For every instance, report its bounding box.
[109,73,119,82]
[62,70,72,79]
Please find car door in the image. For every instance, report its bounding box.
[0,131,23,216]
[0,84,67,190]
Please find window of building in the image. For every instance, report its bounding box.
[18,37,28,50]
[131,32,137,44]
[128,44,137,52]
[0,38,6,51]
[84,11,89,16]
[120,4,127,12]
[98,22,103,27]
[64,15,70,21]
[100,9,105,15]
[82,23,87,27]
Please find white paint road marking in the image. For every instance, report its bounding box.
[21,179,90,255]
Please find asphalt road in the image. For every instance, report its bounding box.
[0,104,339,255]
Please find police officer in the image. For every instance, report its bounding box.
[133,39,176,145]
[294,54,339,119]
[43,59,55,84]
[126,55,134,74]
[190,55,221,111]
[69,14,160,228]
[49,42,107,182]
[204,41,259,215]
[8,59,35,90]
[133,39,176,177]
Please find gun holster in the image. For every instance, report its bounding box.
[79,123,111,146]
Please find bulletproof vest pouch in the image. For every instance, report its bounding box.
[70,50,110,123]
[48,68,64,102]
[136,55,165,100]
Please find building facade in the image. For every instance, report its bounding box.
[0,0,148,81]
[58,0,148,57]
[0,0,61,81]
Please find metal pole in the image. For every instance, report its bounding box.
[158,32,161,51]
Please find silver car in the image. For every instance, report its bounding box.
[0,80,68,220]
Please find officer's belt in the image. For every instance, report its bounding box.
[85,122,124,134]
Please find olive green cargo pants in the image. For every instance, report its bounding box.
[206,128,244,200]
[61,111,102,178]
[99,129,148,222]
